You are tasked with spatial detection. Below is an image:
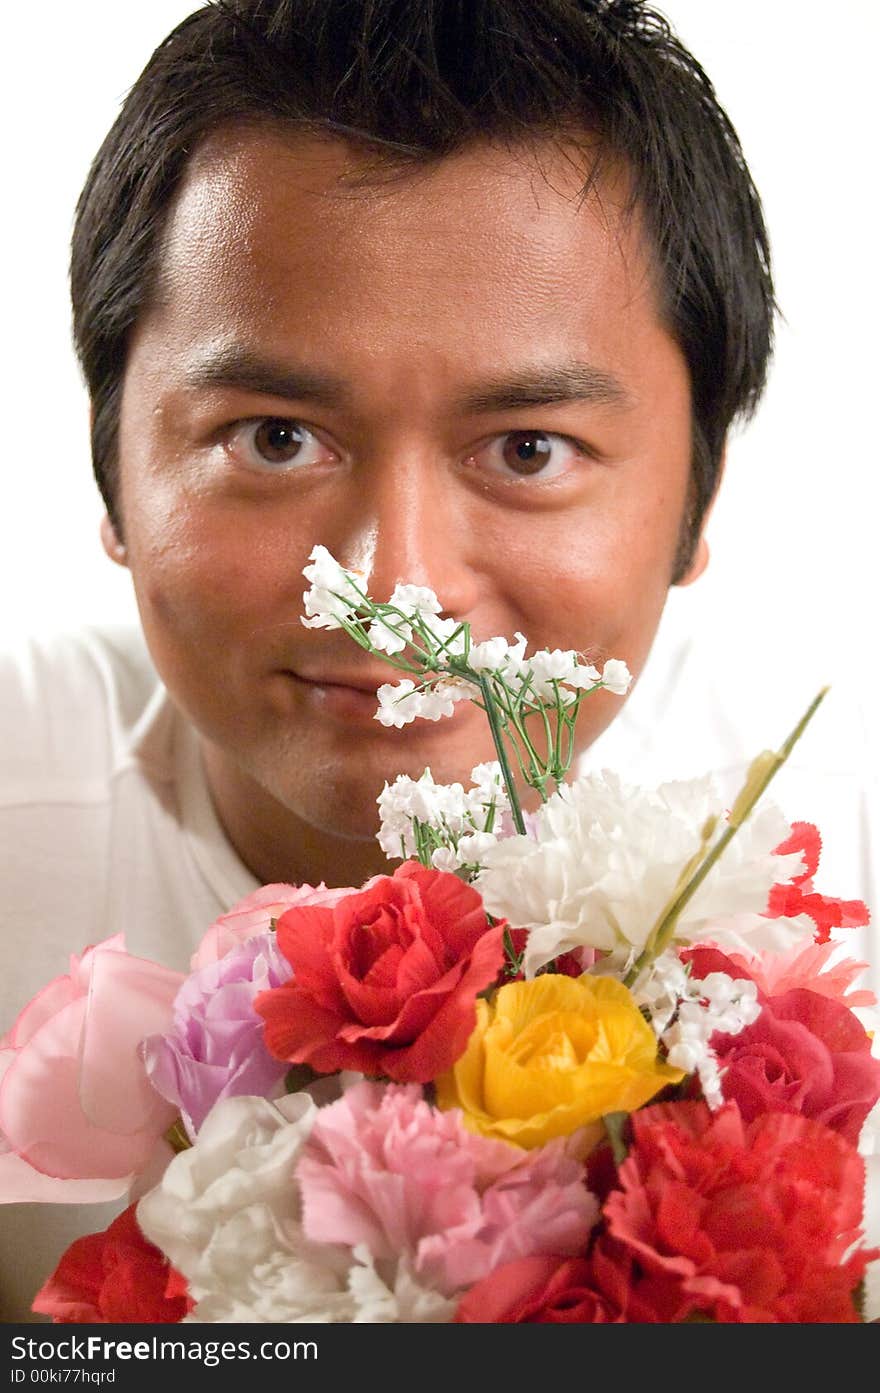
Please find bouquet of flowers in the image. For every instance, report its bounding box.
[2,546,878,1324]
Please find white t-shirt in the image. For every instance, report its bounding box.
[1,604,877,1321]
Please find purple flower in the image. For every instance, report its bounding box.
[141,933,293,1139]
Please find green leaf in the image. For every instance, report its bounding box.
[284,1063,322,1094]
[602,1111,630,1165]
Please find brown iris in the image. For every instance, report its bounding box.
[252,418,305,464]
[502,431,553,475]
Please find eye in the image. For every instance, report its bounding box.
[225,418,336,473]
[468,430,587,481]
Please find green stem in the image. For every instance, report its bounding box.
[478,673,526,834]
[623,686,829,988]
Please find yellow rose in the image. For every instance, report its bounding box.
[435,973,683,1150]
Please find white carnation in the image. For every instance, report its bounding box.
[137,1093,359,1323]
[474,770,808,975]
[346,1247,457,1323]
[138,1093,457,1324]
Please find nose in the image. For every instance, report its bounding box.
[330,447,482,621]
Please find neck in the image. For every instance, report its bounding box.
[200,740,394,889]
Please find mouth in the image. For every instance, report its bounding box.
[281,670,383,721]
[280,669,475,729]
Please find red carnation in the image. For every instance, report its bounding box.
[31,1204,192,1323]
[599,1100,877,1323]
[767,821,869,943]
[255,861,506,1082]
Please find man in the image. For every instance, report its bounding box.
[1,0,874,1322]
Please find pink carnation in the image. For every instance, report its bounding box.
[715,941,876,1008]
[191,882,353,969]
[296,1081,598,1297]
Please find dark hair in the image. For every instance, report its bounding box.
[71,0,774,580]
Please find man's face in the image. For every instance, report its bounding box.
[114,128,700,842]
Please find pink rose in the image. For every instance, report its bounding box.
[191,882,353,969]
[713,988,880,1144]
[0,936,182,1202]
[685,947,880,1143]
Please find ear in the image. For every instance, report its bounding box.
[100,513,128,567]
[675,532,709,587]
[675,443,726,588]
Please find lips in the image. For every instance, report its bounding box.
[289,669,391,695]
[280,668,390,724]
[280,667,475,729]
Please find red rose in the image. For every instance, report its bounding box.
[600,1100,877,1322]
[31,1204,192,1323]
[454,1254,622,1323]
[255,861,506,1082]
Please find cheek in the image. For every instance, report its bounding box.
[125,488,303,658]
[496,477,685,655]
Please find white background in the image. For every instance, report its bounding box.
[1,0,877,678]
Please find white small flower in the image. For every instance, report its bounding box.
[376,764,510,866]
[469,761,508,801]
[416,684,461,721]
[633,951,692,1035]
[421,615,468,664]
[430,846,461,872]
[470,631,529,681]
[456,830,500,865]
[432,675,474,704]
[301,544,365,630]
[525,649,579,698]
[377,772,431,859]
[375,679,423,728]
[634,953,761,1110]
[600,659,632,695]
[366,614,411,655]
[567,662,602,689]
[468,636,513,672]
[387,583,443,619]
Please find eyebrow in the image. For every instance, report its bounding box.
[184,349,352,408]
[182,347,633,414]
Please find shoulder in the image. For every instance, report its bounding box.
[584,593,878,906]
[598,592,877,787]
[0,625,162,795]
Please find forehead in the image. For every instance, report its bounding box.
[145,125,663,371]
